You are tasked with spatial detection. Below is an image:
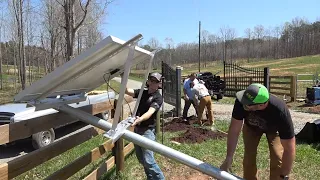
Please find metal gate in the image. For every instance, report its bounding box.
[161,61,181,117]
[223,61,269,97]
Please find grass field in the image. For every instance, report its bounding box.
[3,56,320,179]
[103,120,320,180]
[14,119,320,180]
[180,55,320,77]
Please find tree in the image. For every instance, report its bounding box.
[57,0,92,61]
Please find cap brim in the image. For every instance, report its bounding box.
[236,90,254,105]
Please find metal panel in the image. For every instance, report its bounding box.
[14,34,151,102]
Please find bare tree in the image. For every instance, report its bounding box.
[147,37,161,68]
[57,0,92,61]
[254,25,264,60]
[10,0,26,89]
[164,37,174,65]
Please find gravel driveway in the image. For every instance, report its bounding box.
[116,77,320,134]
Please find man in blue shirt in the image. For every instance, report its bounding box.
[182,73,199,122]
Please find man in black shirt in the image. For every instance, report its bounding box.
[125,72,165,180]
[220,83,295,180]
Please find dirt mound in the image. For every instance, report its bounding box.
[163,117,192,132]
[162,116,227,144]
[171,128,227,144]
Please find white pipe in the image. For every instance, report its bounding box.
[58,104,243,180]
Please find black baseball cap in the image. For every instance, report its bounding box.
[148,72,161,82]
[236,83,269,105]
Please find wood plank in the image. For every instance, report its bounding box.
[270,75,293,79]
[83,157,115,180]
[0,112,76,145]
[123,143,134,156]
[270,91,291,96]
[270,81,291,85]
[0,126,104,180]
[270,86,291,90]
[0,101,114,145]
[46,139,114,180]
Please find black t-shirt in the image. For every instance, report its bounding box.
[133,89,163,128]
[232,94,295,139]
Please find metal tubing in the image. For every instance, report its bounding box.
[132,50,156,117]
[112,43,137,130]
[58,104,243,180]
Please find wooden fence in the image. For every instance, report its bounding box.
[181,75,297,102]
[269,76,297,102]
[0,96,135,180]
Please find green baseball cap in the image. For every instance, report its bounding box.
[236,83,269,105]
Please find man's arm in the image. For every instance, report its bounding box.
[280,137,296,177]
[183,88,188,97]
[131,107,156,126]
[125,88,135,97]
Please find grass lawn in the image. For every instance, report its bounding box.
[102,120,320,180]
[180,55,320,77]
[5,78,320,180]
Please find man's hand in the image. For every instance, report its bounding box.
[131,116,142,127]
[220,157,233,172]
[184,96,189,101]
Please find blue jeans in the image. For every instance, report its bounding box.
[134,127,165,180]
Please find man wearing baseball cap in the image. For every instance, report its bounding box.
[125,72,165,180]
[220,83,296,180]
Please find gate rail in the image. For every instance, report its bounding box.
[161,61,181,117]
[223,62,269,96]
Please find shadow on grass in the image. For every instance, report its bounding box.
[101,150,136,180]
[295,138,320,151]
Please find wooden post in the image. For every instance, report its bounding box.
[156,110,160,134]
[176,66,182,117]
[112,100,125,174]
[263,67,270,90]
[290,75,297,102]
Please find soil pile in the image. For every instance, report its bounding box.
[171,127,227,144]
[162,116,228,144]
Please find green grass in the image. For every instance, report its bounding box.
[129,75,144,82]
[101,120,320,180]
[15,134,110,180]
[182,55,320,77]
[95,80,121,92]
[12,120,320,180]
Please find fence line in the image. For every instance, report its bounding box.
[0,96,135,180]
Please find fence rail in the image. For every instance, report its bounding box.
[0,96,135,180]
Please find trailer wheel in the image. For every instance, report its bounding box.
[96,110,110,120]
[32,128,55,149]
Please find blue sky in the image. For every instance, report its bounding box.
[101,0,319,45]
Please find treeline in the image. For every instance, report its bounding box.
[140,17,320,69]
[0,0,111,90]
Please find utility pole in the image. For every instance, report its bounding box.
[198,21,201,73]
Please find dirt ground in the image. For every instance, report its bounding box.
[161,116,227,180]
[162,116,227,144]
[287,101,320,114]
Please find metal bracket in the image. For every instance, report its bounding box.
[103,116,136,143]
[103,41,138,142]
[29,93,87,111]
[103,47,159,143]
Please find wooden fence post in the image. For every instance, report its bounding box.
[156,110,160,134]
[112,100,125,174]
[290,75,297,102]
[264,67,270,90]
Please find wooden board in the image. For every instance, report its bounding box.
[0,126,104,180]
